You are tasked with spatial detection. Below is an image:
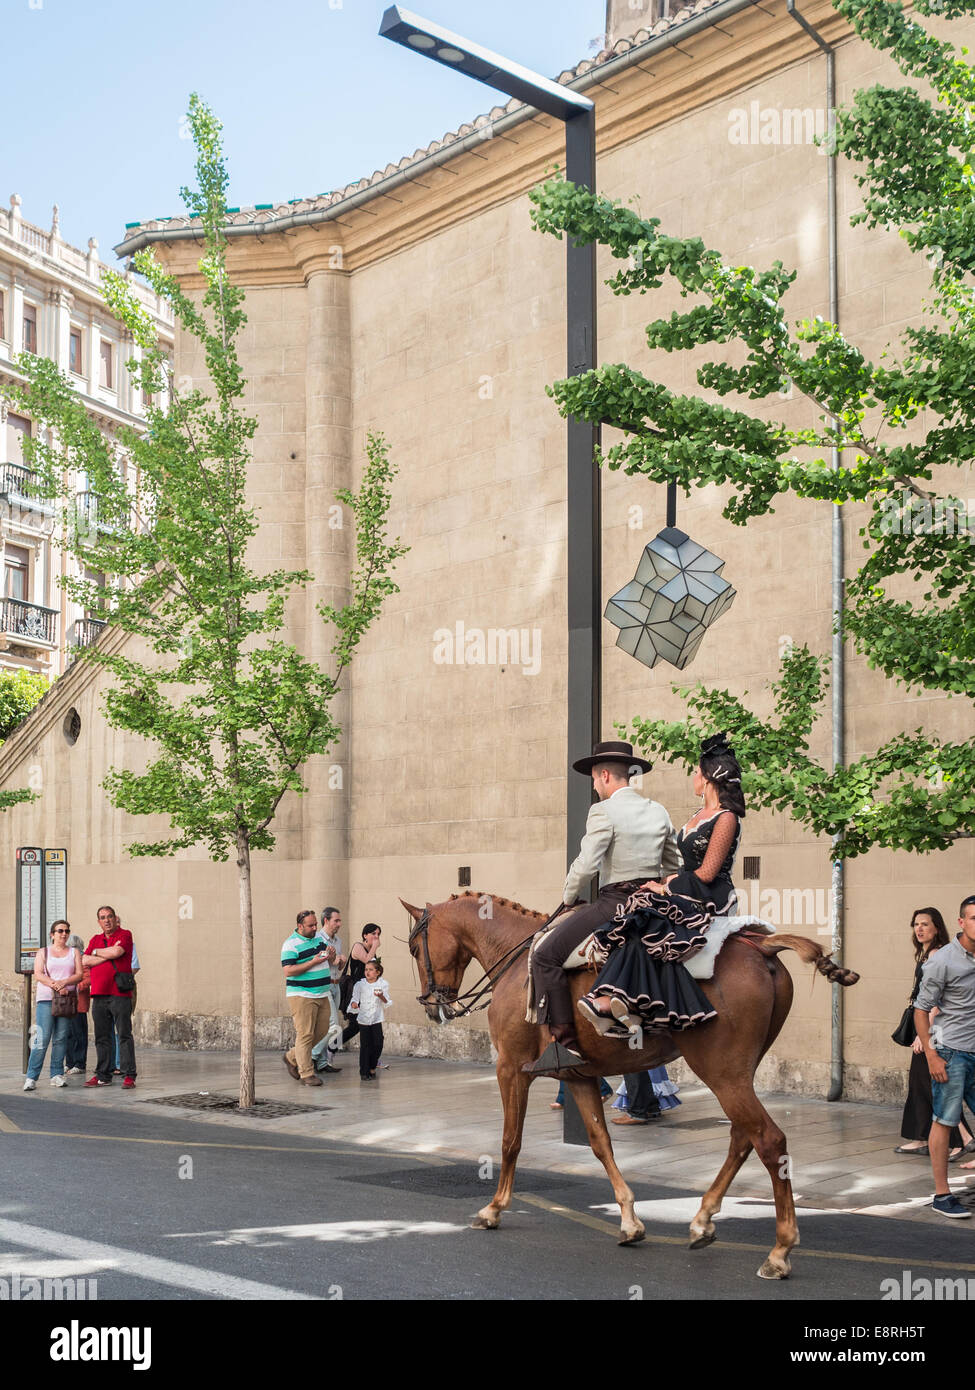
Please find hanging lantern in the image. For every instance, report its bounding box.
[604,525,736,671]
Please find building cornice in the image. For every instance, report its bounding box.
[124,0,853,288]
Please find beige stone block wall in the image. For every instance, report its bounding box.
[3,9,974,1101]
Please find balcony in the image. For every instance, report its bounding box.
[74,491,115,534]
[71,616,107,654]
[0,597,58,648]
[0,463,54,514]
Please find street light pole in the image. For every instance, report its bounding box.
[379,7,601,876]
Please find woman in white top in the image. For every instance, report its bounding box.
[24,919,82,1090]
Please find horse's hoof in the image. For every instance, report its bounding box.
[756,1258,791,1280]
[618,1227,645,1246]
[689,1227,717,1250]
[471,1213,500,1230]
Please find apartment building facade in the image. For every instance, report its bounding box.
[0,195,173,681]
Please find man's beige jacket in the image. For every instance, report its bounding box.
[563,785,681,906]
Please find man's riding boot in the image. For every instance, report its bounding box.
[522,1024,585,1078]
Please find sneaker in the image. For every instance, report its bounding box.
[22,1078,36,1091]
[84,1076,110,1087]
[932,1193,971,1219]
[122,1077,136,1090]
[50,1075,67,1088]
[65,1066,84,1076]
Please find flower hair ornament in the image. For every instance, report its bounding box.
[700,731,742,785]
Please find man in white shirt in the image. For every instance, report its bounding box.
[525,740,680,1074]
[349,961,392,1081]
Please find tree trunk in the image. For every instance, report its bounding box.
[237,828,255,1110]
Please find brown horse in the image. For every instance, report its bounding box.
[402,890,858,1279]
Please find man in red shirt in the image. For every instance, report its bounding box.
[82,905,136,1088]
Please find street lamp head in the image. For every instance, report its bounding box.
[379,6,594,122]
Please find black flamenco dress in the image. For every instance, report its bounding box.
[584,809,741,1032]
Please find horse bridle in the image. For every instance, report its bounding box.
[408,905,543,1022]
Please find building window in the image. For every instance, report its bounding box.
[4,545,30,602]
[7,413,31,465]
[0,290,6,342]
[23,304,37,354]
[99,339,113,389]
[69,328,83,375]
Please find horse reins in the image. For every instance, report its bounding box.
[408,904,561,1022]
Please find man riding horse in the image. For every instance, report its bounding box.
[524,740,681,1076]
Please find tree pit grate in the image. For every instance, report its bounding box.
[143,1091,328,1119]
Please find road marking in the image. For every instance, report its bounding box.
[0,1110,21,1133]
[0,1218,315,1301]
[519,1193,975,1273]
[4,1127,447,1163]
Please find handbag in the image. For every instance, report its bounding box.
[892,1004,916,1047]
[51,989,78,1018]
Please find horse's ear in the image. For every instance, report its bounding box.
[400,899,422,920]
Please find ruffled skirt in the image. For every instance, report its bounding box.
[585,880,727,1032]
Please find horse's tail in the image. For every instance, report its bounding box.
[754,933,859,987]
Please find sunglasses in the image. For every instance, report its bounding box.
[52,929,69,935]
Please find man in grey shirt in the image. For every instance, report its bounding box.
[914,894,975,1218]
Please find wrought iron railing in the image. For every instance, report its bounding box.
[72,616,107,650]
[0,463,52,509]
[0,598,58,646]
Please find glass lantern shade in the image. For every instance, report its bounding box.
[605,526,736,671]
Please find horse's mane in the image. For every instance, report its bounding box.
[448,889,546,921]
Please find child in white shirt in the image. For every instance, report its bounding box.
[349,961,392,1080]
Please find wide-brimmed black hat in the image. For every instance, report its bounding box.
[572,740,653,777]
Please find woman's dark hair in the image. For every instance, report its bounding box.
[699,732,746,817]
[911,907,949,961]
[362,923,381,938]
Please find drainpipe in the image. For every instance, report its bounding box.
[786,0,845,1101]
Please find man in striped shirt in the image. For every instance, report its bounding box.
[281,910,335,1086]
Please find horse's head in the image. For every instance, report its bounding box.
[401,898,474,1023]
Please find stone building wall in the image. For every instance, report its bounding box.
[1,0,972,1100]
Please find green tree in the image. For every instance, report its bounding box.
[529,0,975,859]
[6,95,406,1105]
[0,669,50,741]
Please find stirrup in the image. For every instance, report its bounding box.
[521,1039,585,1078]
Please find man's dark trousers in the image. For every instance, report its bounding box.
[92,995,135,1081]
[534,880,644,1028]
[625,1072,661,1119]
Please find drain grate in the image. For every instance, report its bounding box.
[143,1092,327,1119]
[342,1166,569,1198]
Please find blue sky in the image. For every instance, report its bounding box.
[6,0,606,261]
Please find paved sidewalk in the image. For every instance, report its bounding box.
[2,1031,972,1227]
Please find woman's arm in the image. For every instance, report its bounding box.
[33,949,52,989]
[62,949,83,988]
[695,812,738,884]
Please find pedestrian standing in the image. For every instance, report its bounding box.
[83,905,137,1089]
[23,921,82,1090]
[340,923,382,1050]
[312,906,344,1074]
[914,894,975,1217]
[349,960,392,1080]
[896,907,973,1160]
[281,909,334,1087]
[64,932,90,1075]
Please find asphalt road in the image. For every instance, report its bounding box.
[2,1089,973,1326]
